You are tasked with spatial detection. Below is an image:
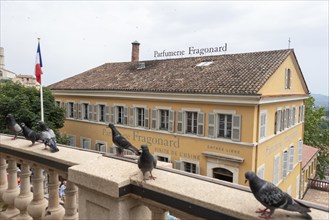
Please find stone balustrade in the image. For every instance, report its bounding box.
[0,134,328,220]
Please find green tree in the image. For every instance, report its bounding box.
[304,97,329,179]
[0,81,67,144]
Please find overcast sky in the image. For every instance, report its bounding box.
[1,1,328,96]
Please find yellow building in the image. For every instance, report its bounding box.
[49,42,309,198]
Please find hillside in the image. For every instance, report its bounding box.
[311,94,329,108]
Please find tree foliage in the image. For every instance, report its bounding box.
[0,81,67,144]
[304,97,329,179]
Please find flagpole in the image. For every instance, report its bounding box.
[38,38,44,122]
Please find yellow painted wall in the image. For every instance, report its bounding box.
[259,54,308,96]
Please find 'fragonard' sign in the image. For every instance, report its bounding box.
[154,43,227,58]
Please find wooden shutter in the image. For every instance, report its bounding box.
[124,107,128,125]
[94,105,98,122]
[285,68,288,89]
[169,110,174,133]
[144,108,149,129]
[177,111,183,133]
[298,140,303,162]
[232,114,241,141]
[110,106,115,123]
[130,107,135,127]
[197,112,205,136]
[105,105,110,123]
[65,103,69,118]
[151,109,157,130]
[274,155,280,184]
[282,151,288,179]
[74,103,78,119]
[195,164,200,174]
[88,104,93,121]
[289,69,292,89]
[208,113,215,138]
[289,147,294,172]
[174,160,183,170]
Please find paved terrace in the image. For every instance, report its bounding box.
[0,134,328,220]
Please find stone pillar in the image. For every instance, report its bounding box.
[14,163,33,220]
[148,205,166,219]
[1,159,20,219]
[63,181,78,220]
[43,171,64,220]
[27,167,48,220]
[0,157,8,211]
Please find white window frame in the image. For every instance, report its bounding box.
[177,109,204,136]
[285,68,292,89]
[95,141,107,152]
[98,104,106,122]
[67,135,76,147]
[298,139,303,162]
[257,164,265,179]
[289,145,294,172]
[273,154,280,185]
[154,152,171,163]
[275,108,282,134]
[282,149,288,179]
[80,137,91,149]
[260,111,267,139]
[174,159,200,174]
[292,106,296,126]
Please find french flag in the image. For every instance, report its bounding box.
[35,41,43,84]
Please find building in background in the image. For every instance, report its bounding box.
[49,42,310,198]
[0,47,37,87]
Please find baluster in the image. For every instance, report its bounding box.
[27,167,48,220]
[43,171,64,220]
[148,205,167,219]
[0,156,8,211]
[63,181,78,220]
[14,163,33,220]
[1,159,20,219]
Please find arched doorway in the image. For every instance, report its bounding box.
[213,167,233,182]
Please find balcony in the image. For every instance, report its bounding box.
[0,134,328,220]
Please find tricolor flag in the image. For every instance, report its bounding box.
[35,40,43,84]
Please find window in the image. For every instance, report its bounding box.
[286,108,291,128]
[174,160,199,174]
[137,108,145,127]
[218,114,232,139]
[285,68,292,89]
[298,139,303,162]
[99,105,105,122]
[67,135,76,147]
[67,102,74,118]
[275,109,282,134]
[81,138,91,149]
[289,146,294,171]
[257,164,265,179]
[160,110,169,130]
[112,106,127,125]
[55,101,61,107]
[282,150,288,178]
[117,106,125,124]
[273,154,280,185]
[292,107,296,126]
[213,168,233,182]
[260,111,267,139]
[157,155,169,162]
[184,161,197,173]
[299,105,305,123]
[95,142,106,152]
[82,103,89,120]
[186,112,198,134]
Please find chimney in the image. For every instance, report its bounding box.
[0,47,4,69]
[131,41,140,62]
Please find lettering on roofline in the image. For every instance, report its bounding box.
[154,43,228,58]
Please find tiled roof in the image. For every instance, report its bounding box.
[48,49,293,95]
[302,144,319,169]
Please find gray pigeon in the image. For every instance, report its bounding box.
[108,123,140,156]
[138,144,157,182]
[245,171,311,219]
[20,123,41,145]
[38,121,59,153]
[5,114,22,140]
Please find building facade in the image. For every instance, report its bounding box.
[49,42,309,198]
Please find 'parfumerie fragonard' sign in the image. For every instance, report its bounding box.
[154,43,227,58]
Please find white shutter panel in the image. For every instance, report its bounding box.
[130,107,135,127]
[144,108,149,129]
[174,160,183,170]
[282,151,288,179]
[109,146,116,155]
[289,147,294,172]
[274,155,280,184]
[110,106,115,123]
[197,112,204,136]
[285,68,288,89]
[208,113,215,138]
[293,107,296,125]
[298,140,303,162]
[195,164,200,174]
[65,103,69,118]
[301,105,305,122]
[151,109,157,130]
[177,111,183,133]
[105,105,110,123]
[74,103,78,119]
[289,70,292,89]
[169,110,174,133]
[124,107,128,125]
[100,144,106,153]
[89,104,93,121]
[257,165,265,179]
[232,114,241,141]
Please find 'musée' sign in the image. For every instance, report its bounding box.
[154,43,227,58]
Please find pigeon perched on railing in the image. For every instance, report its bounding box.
[138,144,157,182]
[5,114,22,140]
[38,121,59,153]
[245,171,311,219]
[20,123,41,145]
[108,123,140,156]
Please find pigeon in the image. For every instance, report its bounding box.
[138,144,157,182]
[38,121,59,153]
[245,171,311,219]
[5,114,23,140]
[108,123,140,156]
[20,123,41,145]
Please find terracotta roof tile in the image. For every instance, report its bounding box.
[302,144,319,168]
[48,49,293,95]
